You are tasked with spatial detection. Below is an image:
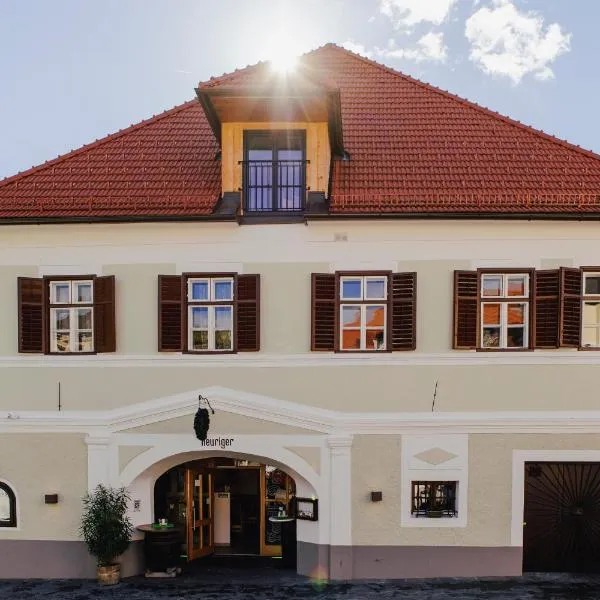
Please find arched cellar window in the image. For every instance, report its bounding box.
[0,481,17,527]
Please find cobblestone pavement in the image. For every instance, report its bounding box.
[2,569,600,600]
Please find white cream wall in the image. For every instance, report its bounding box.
[352,433,600,547]
[0,434,87,540]
[0,219,600,412]
[2,363,600,412]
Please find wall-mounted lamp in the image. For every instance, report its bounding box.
[370,491,383,502]
[44,494,59,504]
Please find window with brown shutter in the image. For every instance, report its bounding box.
[453,271,477,349]
[18,277,45,353]
[311,271,417,352]
[454,269,534,350]
[534,270,559,348]
[159,273,260,353]
[17,275,116,354]
[559,267,582,348]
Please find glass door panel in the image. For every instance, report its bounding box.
[186,468,214,561]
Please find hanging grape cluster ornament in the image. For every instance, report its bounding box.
[194,394,214,441]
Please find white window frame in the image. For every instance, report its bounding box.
[188,305,234,352]
[340,303,387,351]
[481,301,529,349]
[480,273,530,350]
[49,279,94,353]
[340,276,387,301]
[481,273,529,299]
[187,277,234,302]
[581,272,600,348]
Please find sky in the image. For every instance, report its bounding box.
[0,0,598,180]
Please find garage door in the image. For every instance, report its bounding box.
[524,462,600,572]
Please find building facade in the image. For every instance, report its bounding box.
[1,44,600,580]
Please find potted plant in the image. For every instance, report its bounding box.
[80,484,133,585]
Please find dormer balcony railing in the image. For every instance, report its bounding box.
[240,159,308,213]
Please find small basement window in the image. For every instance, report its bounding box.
[411,481,457,518]
[0,482,17,527]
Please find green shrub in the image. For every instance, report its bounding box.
[80,484,133,567]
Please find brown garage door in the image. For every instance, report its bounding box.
[524,462,600,572]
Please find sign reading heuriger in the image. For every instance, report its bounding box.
[198,437,235,449]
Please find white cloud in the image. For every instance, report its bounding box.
[377,32,448,63]
[465,0,571,84]
[341,40,374,58]
[380,0,457,29]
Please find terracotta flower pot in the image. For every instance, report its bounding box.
[97,564,120,585]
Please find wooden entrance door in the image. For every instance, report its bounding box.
[186,468,214,560]
[524,462,600,572]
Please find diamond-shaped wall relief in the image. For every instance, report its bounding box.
[413,447,458,466]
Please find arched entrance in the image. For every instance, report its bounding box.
[120,440,323,576]
[154,457,297,562]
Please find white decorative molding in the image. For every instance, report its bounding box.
[510,450,600,547]
[6,386,600,435]
[401,435,468,528]
[0,349,597,370]
[329,260,398,273]
[176,261,244,275]
[38,264,103,277]
[327,434,352,546]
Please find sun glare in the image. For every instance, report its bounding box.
[270,49,299,74]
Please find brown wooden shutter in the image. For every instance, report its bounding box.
[94,275,116,353]
[311,273,336,351]
[453,270,478,349]
[559,267,582,348]
[533,270,559,348]
[158,275,182,351]
[390,272,417,350]
[18,277,45,353]
[236,274,260,352]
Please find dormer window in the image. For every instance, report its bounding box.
[242,130,306,213]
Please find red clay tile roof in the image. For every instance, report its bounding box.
[2,43,600,220]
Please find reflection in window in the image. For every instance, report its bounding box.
[0,482,16,527]
[480,273,529,349]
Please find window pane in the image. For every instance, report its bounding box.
[507,327,525,348]
[192,330,208,350]
[53,283,70,303]
[75,283,92,303]
[583,302,600,326]
[342,330,361,350]
[215,330,232,350]
[507,276,527,297]
[54,309,70,330]
[507,304,526,325]
[366,278,386,299]
[366,305,385,327]
[191,307,208,329]
[341,279,362,300]
[342,306,361,327]
[0,489,9,521]
[482,328,500,347]
[214,281,233,301]
[78,332,93,352]
[77,308,93,330]
[482,303,501,325]
[585,276,600,295]
[191,281,209,301]
[215,306,232,329]
[482,276,502,297]
[54,332,70,352]
[582,326,600,347]
[365,329,385,350]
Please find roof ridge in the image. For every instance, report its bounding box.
[326,43,600,163]
[0,100,198,188]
